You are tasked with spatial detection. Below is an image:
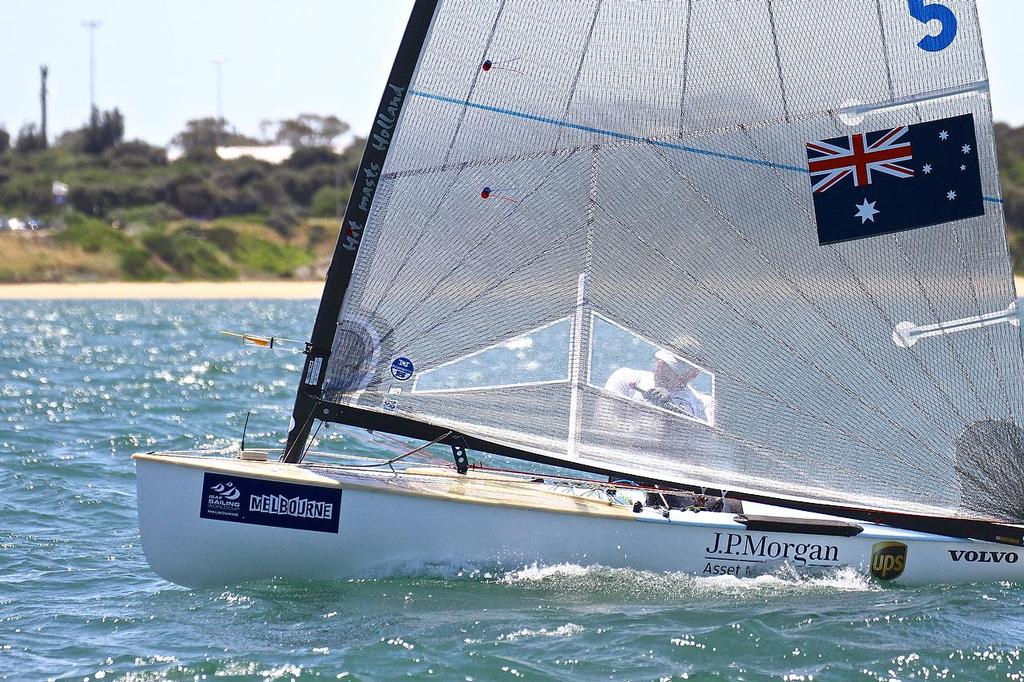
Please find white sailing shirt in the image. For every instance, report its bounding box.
[604,368,713,423]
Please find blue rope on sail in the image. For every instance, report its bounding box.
[410,89,1004,204]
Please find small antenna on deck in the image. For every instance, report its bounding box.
[241,410,251,451]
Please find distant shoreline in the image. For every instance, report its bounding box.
[0,277,1021,300]
[0,280,325,300]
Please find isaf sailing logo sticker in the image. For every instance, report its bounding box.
[205,481,242,513]
[870,541,908,580]
[210,482,240,500]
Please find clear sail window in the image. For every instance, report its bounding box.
[589,315,715,426]
[412,319,571,393]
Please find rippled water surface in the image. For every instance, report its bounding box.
[2,300,1023,681]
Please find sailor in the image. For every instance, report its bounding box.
[603,349,713,423]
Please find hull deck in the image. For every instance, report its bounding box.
[134,452,1024,588]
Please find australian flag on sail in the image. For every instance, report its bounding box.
[806,113,984,245]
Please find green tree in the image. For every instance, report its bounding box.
[104,140,168,168]
[172,117,261,155]
[0,126,9,153]
[286,145,340,170]
[57,107,126,154]
[271,114,349,148]
[14,123,46,154]
[995,123,1024,270]
[83,107,125,154]
[310,185,346,217]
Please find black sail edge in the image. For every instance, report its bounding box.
[282,2,1024,547]
[284,0,440,460]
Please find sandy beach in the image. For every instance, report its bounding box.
[0,280,325,300]
[0,277,1021,300]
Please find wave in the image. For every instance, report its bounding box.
[495,562,881,598]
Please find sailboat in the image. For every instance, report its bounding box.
[135,0,1024,587]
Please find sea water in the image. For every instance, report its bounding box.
[1,300,1023,681]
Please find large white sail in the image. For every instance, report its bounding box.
[309,0,1024,524]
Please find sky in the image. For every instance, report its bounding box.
[0,0,1021,147]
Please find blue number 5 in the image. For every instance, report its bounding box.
[908,0,958,52]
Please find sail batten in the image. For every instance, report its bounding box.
[295,0,1024,532]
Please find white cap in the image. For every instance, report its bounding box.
[655,348,689,373]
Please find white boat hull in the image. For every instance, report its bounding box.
[135,453,1024,588]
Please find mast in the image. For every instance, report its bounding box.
[285,0,440,461]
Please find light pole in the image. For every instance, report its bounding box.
[40,65,48,145]
[212,55,226,148]
[82,20,101,111]
[212,55,226,122]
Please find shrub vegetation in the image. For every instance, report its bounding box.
[0,111,357,282]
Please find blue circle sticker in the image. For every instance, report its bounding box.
[391,357,414,381]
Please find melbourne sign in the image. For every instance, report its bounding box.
[200,472,341,534]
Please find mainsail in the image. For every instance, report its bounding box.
[288,0,1024,534]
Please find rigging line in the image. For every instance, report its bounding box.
[553,0,604,151]
[301,419,325,461]
[409,90,1005,204]
[589,198,953,483]
[313,430,449,467]
[283,398,322,463]
[439,0,508,171]
[677,0,693,138]
[765,0,791,123]
[738,124,980,433]
[370,430,451,465]
[644,139,964,447]
[366,150,582,349]
[331,430,454,470]
[465,463,725,498]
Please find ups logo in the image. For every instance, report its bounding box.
[871,541,908,580]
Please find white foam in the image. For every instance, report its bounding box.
[498,562,591,583]
[498,623,585,642]
[496,562,880,596]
